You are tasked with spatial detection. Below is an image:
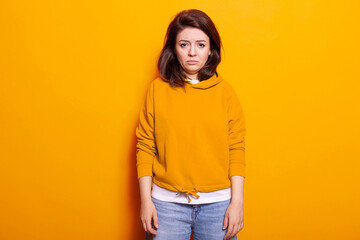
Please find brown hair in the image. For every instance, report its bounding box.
[158,9,223,88]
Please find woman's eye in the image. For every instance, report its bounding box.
[199,44,205,47]
[180,43,187,47]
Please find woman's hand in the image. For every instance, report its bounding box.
[140,199,159,235]
[223,200,244,239]
[138,176,158,235]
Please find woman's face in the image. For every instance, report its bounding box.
[175,27,211,80]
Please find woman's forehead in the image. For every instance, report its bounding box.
[176,27,209,41]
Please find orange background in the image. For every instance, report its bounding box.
[1,0,359,239]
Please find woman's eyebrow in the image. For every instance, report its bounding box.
[178,40,207,42]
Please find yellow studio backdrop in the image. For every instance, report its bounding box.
[0,0,359,239]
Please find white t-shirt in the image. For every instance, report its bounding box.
[151,77,231,204]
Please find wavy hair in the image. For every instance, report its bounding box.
[158,9,223,88]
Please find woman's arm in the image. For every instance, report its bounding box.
[223,175,244,239]
[224,85,246,239]
[136,80,158,234]
[139,176,158,235]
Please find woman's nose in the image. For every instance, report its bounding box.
[188,45,196,56]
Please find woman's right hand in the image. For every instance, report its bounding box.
[140,199,159,235]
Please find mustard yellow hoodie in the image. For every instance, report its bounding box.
[135,73,246,200]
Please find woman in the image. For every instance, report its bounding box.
[135,9,246,240]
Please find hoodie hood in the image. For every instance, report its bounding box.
[184,72,223,89]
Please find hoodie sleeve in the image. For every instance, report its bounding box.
[135,80,158,179]
[227,86,246,178]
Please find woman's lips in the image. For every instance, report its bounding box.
[187,61,198,65]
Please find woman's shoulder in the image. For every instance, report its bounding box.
[152,76,167,83]
[217,76,236,95]
[217,76,245,104]
[142,77,167,93]
[151,76,170,87]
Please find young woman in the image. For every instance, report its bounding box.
[135,9,246,240]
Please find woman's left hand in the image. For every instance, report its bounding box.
[223,200,244,239]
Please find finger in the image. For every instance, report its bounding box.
[230,224,238,239]
[239,223,243,231]
[233,224,241,236]
[223,214,229,230]
[224,224,234,239]
[223,217,231,238]
[149,218,158,235]
[153,212,159,229]
[146,219,154,234]
[142,220,147,232]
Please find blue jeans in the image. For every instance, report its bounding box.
[145,197,237,240]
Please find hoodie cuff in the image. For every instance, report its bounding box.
[136,151,154,179]
[229,150,246,178]
[229,163,246,178]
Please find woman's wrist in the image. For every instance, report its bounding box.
[141,195,152,203]
[230,197,243,205]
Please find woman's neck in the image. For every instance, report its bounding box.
[186,73,198,80]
